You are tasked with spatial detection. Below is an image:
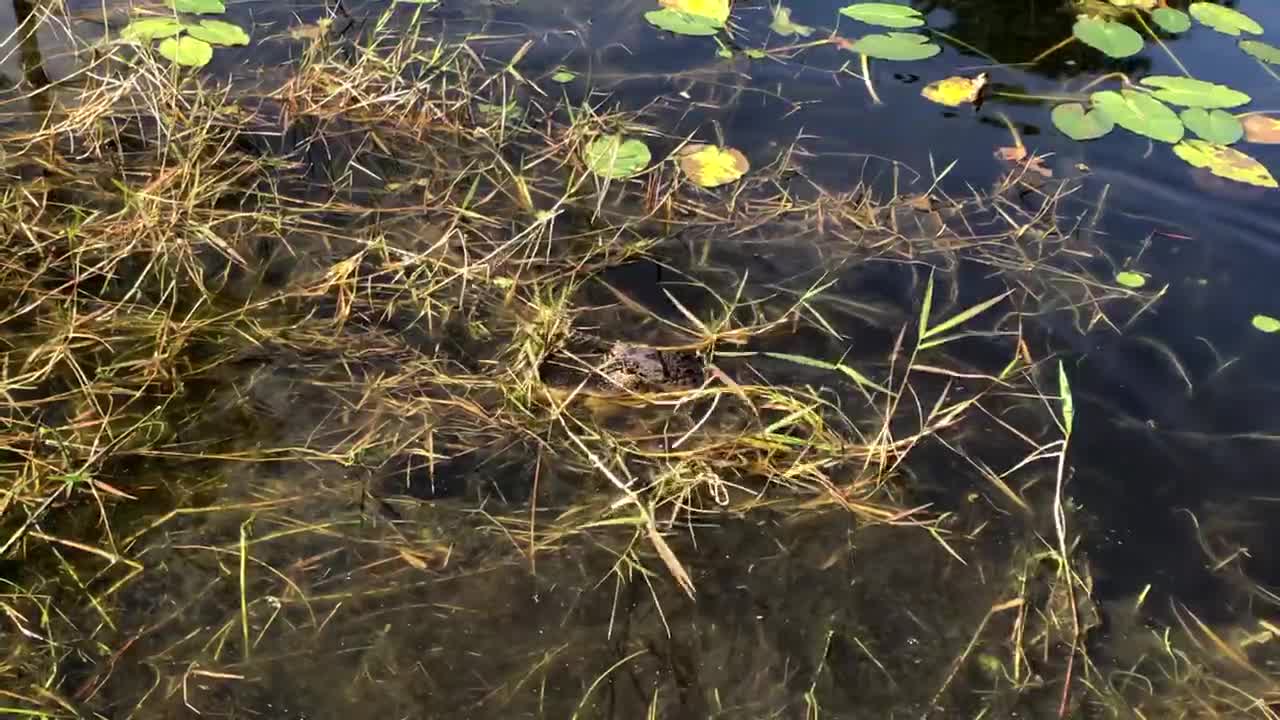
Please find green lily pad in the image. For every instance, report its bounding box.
[847,32,940,61]
[157,35,214,67]
[1072,17,1143,58]
[1139,76,1251,109]
[584,135,652,179]
[838,3,925,29]
[185,19,249,46]
[1189,2,1262,36]
[1240,39,1280,64]
[550,68,577,83]
[121,17,184,41]
[1252,314,1280,333]
[644,8,722,36]
[1151,7,1191,33]
[1115,271,1147,289]
[1180,108,1243,144]
[745,48,768,58]
[170,0,225,14]
[1091,89,1184,143]
[1173,139,1277,188]
[1051,102,1115,141]
[770,5,814,37]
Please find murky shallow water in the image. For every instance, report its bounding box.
[4,0,1280,717]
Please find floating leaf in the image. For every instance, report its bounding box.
[744,48,768,58]
[662,0,730,23]
[584,135,651,179]
[1140,76,1250,109]
[847,32,940,61]
[1173,139,1277,188]
[1110,0,1156,8]
[770,5,813,36]
[1180,108,1243,144]
[477,101,521,124]
[1092,90,1184,143]
[1051,102,1115,140]
[1240,39,1280,64]
[1151,7,1191,33]
[121,17,184,41]
[921,73,987,107]
[1189,2,1262,36]
[1072,17,1143,58]
[1252,314,1280,333]
[157,35,213,67]
[170,0,225,14]
[838,3,925,29]
[1243,115,1280,143]
[1115,271,1147,288]
[644,9,721,35]
[550,68,577,83]
[678,144,749,186]
[185,19,248,46]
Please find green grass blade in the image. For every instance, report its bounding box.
[921,289,1013,341]
[1058,360,1074,435]
[762,351,890,394]
[919,270,935,341]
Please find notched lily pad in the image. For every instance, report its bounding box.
[1252,314,1280,333]
[921,73,987,107]
[1115,271,1147,289]
[185,19,249,46]
[1091,89,1183,143]
[678,144,749,187]
[1072,17,1143,58]
[1151,7,1191,33]
[1173,139,1277,188]
[157,35,214,67]
[1140,76,1251,109]
[847,32,940,60]
[770,5,813,37]
[1051,102,1114,141]
[121,17,184,41]
[1180,108,1243,145]
[1242,115,1280,144]
[1189,2,1262,36]
[584,135,652,179]
[838,3,925,29]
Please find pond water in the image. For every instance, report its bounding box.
[3,0,1280,717]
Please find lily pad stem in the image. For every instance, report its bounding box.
[1030,35,1076,64]
[1132,11,1190,78]
[860,53,881,105]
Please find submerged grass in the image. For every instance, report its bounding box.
[0,5,1276,718]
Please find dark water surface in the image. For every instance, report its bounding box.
[5,0,1280,717]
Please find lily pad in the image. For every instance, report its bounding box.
[645,9,722,35]
[1151,7,1191,33]
[1051,102,1115,141]
[121,17,184,41]
[679,144,749,186]
[157,35,214,67]
[170,0,225,14]
[1072,17,1143,58]
[921,74,987,107]
[1252,314,1280,333]
[584,135,651,179]
[838,3,925,29]
[1091,89,1184,143]
[1180,108,1243,144]
[1242,115,1280,144]
[770,5,814,37]
[1189,2,1262,36]
[550,68,577,83]
[1115,271,1147,289]
[1173,139,1277,188]
[1140,76,1250,109]
[1240,39,1280,64]
[185,19,249,46]
[847,32,940,61]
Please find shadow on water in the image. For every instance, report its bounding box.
[3,0,1280,717]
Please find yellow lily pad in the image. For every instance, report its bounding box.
[1253,314,1280,333]
[1173,139,1277,188]
[1242,115,1280,144]
[660,0,730,25]
[678,144,749,187]
[921,73,987,107]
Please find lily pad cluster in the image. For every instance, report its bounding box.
[838,3,941,60]
[121,0,247,68]
[1073,2,1266,59]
